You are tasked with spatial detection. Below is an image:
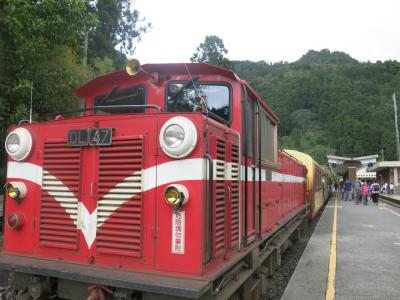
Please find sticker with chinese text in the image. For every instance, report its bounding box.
[172,210,185,254]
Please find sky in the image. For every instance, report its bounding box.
[133,0,400,64]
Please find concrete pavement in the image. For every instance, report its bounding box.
[282,195,400,300]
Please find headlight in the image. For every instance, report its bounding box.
[163,124,185,148]
[164,184,189,208]
[159,117,197,158]
[6,134,20,153]
[5,128,33,161]
[5,182,27,202]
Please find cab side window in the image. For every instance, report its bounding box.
[259,107,277,165]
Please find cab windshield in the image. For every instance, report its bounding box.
[93,85,146,114]
[166,83,231,122]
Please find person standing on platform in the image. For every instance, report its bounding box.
[371,181,381,204]
[353,179,361,205]
[383,182,388,194]
[334,182,339,195]
[339,180,344,200]
[343,179,352,201]
[368,181,372,202]
[390,182,394,194]
[362,182,369,205]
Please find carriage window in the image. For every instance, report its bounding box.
[166,83,230,122]
[260,108,277,165]
[93,85,146,114]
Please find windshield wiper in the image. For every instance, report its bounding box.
[97,85,120,106]
[168,77,199,104]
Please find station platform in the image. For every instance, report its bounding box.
[282,194,400,300]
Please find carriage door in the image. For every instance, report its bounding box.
[242,96,257,245]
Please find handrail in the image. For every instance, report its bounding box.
[204,153,214,263]
[241,84,249,247]
[257,100,262,237]
[44,104,161,117]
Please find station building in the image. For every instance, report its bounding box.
[367,161,400,194]
[327,154,378,180]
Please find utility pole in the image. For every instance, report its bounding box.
[393,93,400,160]
[83,32,88,65]
[381,148,384,161]
[29,83,33,124]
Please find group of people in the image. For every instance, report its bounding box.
[333,179,381,205]
[381,182,394,194]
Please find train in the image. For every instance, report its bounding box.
[0,60,330,300]
[285,150,331,218]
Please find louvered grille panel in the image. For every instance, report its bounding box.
[96,137,144,257]
[215,138,226,255]
[40,140,80,249]
[230,144,240,247]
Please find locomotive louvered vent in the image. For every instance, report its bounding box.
[230,144,240,247]
[40,140,80,249]
[96,137,144,257]
[215,138,226,255]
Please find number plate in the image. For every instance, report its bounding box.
[68,128,112,146]
[68,129,89,146]
[89,128,112,146]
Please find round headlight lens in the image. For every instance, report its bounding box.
[7,186,20,199]
[5,128,33,161]
[6,134,20,153]
[163,124,185,148]
[164,184,189,208]
[165,187,181,206]
[159,117,198,159]
[5,182,27,202]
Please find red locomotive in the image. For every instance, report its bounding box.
[0,60,328,299]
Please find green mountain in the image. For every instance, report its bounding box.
[234,50,400,164]
[295,49,358,65]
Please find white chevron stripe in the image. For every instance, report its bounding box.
[7,159,304,249]
[77,203,97,249]
[7,162,43,185]
[42,170,78,226]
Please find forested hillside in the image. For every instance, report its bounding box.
[234,49,400,164]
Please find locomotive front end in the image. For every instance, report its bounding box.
[0,61,242,299]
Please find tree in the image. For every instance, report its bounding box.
[0,0,95,120]
[0,0,98,182]
[191,35,234,69]
[88,0,151,69]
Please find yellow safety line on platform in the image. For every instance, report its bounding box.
[379,204,400,218]
[326,195,338,300]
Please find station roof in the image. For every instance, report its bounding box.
[367,161,400,172]
[327,154,379,176]
[327,154,379,161]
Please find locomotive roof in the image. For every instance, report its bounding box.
[75,63,239,98]
[75,62,279,123]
